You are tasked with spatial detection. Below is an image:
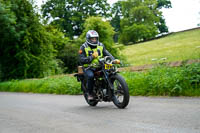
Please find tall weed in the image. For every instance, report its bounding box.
[121,63,200,96]
[0,76,81,95]
[0,63,200,96]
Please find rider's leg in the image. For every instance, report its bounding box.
[85,69,94,99]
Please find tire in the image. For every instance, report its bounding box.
[81,83,98,106]
[110,74,130,109]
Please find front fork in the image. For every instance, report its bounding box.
[103,71,115,99]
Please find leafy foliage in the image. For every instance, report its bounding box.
[113,0,171,44]
[1,63,200,96]
[57,39,82,73]
[0,75,81,95]
[157,0,172,9]
[45,25,69,52]
[156,0,172,33]
[122,63,200,96]
[0,0,63,80]
[0,0,173,81]
[110,2,122,33]
[119,0,160,44]
[42,0,111,38]
[110,1,123,42]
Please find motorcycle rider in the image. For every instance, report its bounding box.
[79,30,120,100]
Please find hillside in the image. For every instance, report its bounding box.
[122,28,200,66]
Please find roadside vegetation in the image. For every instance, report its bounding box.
[122,63,200,96]
[1,0,199,97]
[0,0,172,81]
[0,75,81,95]
[1,63,199,96]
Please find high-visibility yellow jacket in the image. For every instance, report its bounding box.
[79,42,114,67]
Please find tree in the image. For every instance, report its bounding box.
[119,0,160,44]
[197,9,200,27]
[0,0,62,80]
[111,1,123,33]
[111,0,171,43]
[0,0,17,50]
[0,0,17,80]
[57,39,81,73]
[157,0,172,9]
[110,1,123,42]
[156,0,172,33]
[45,25,69,52]
[58,17,120,73]
[42,0,111,39]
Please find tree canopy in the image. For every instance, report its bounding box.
[0,0,172,80]
[119,0,159,44]
[110,0,171,44]
[0,0,65,80]
[42,0,111,38]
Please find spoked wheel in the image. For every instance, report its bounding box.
[110,74,129,109]
[81,84,98,106]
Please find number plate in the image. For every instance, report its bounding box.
[105,64,112,70]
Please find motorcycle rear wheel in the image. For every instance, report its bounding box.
[110,74,130,109]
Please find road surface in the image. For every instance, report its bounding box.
[0,92,200,133]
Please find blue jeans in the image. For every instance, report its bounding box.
[84,69,95,95]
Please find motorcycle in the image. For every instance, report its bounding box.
[74,56,130,109]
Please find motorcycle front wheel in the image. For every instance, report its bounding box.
[110,74,130,109]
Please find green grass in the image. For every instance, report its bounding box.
[0,63,200,96]
[0,75,81,95]
[122,29,200,66]
[121,63,200,96]
[1,29,200,96]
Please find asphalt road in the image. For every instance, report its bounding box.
[0,92,200,133]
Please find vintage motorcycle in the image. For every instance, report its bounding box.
[74,56,129,109]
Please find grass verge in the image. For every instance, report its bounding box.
[0,63,200,96]
[122,28,200,66]
[121,63,200,96]
[0,75,81,95]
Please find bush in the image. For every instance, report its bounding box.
[122,63,200,96]
[0,63,199,96]
[119,24,158,44]
[0,75,81,95]
[0,0,64,80]
[57,39,82,73]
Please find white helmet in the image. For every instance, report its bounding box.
[86,30,99,46]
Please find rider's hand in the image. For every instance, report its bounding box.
[113,59,120,64]
[92,51,98,58]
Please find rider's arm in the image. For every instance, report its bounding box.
[101,43,115,60]
[79,46,94,65]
